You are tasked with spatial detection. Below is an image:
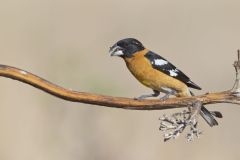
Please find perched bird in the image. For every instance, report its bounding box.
[109,38,222,127]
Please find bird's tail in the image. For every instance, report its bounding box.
[190,91,222,127]
[200,106,222,127]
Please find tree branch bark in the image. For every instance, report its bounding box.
[0,54,239,110]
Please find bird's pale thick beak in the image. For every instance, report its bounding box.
[109,45,124,56]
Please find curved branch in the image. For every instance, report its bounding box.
[0,63,239,110]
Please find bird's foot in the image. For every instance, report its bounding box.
[159,110,202,142]
[134,90,160,100]
[134,95,148,100]
[160,94,170,100]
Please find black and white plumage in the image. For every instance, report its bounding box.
[110,38,222,128]
[144,51,202,90]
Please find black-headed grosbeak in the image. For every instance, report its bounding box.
[109,38,222,127]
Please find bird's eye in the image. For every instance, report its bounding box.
[117,42,127,47]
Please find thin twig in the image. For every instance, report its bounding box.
[232,50,240,93]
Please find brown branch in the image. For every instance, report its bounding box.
[0,53,239,110]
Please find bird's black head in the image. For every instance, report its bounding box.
[109,38,145,58]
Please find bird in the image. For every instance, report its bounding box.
[109,38,222,127]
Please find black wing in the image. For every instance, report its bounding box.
[144,51,201,90]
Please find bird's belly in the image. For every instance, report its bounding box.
[125,59,188,94]
[130,68,171,89]
[134,70,189,96]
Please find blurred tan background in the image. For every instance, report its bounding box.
[0,0,240,159]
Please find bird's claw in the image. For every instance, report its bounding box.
[134,96,146,100]
[134,91,160,100]
[160,94,170,100]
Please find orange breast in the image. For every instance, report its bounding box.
[123,49,190,97]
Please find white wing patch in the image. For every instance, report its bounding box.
[154,59,168,66]
[169,69,178,77]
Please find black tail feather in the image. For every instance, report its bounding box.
[210,111,223,118]
[190,91,222,126]
[200,106,219,127]
[187,80,202,90]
